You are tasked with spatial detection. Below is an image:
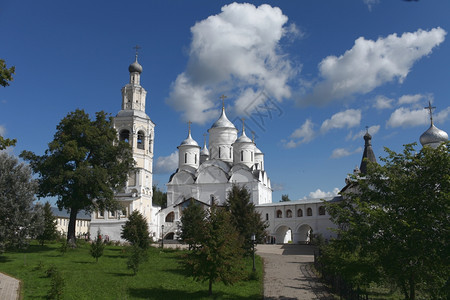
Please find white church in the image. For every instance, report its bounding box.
[90,55,448,244]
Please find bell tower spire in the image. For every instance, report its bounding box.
[121,45,147,112]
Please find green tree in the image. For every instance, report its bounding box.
[225,184,268,255]
[184,203,244,296]
[37,202,58,245]
[324,143,449,300]
[152,185,167,208]
[127,244,146,275]
[0,59,15,87]
[179,198,206,250]
[0,152,38,251]
[121,210,151,250]
[90,230,105,263]
[281,194,291,202]
[21,109,134,246]
[0,136,16,151]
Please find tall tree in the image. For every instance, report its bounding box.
[121,210,151,250]
[179,199,206,250]
[37,202,58,245]
[21,109,134,246]
[0,152,38,251]
[184,204,244,296]
[225,184,268,255]
[324,143,449,300]
[281,194,291,202]
[152,185,167,208]
[0,59,15,87]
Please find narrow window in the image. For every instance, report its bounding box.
[229,148,232,158]
[185,153,187,163]
[219,147,221,158]
[240,150,244,161]
[307,207,312,216]
[266,213,269,221]
[276,210,282,218]
[251,152,253,162]
[137,131,145,149]
[195,154,197,164]
[297,209,303,217]
[286,210,292,218]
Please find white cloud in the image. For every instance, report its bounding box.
[373,95,394,110]
[363,0,379,11]
[300,27,446,106]
[0,125,6,136]
[398,93,429,105]
[303,188,340,199]
[320,109,361,133]
[166,3,296,124]
[331,147,363,159]
[347,125,380,141]
[283,119,315,148]
[387,107,428,128]
[154,151,178,174]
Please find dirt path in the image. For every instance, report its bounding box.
[256,244,333,300]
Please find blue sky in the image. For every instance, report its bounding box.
[1,1,449,203]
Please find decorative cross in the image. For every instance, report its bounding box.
[251,131,255,142]
[241,117,246,133]
[424,101,436,124]
[133,45,141,59]
[220,94,227,109]
[203,133,207,146]
[188,121,192,134]
[365,126,369,134]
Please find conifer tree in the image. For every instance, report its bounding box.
[179,198,206,250]
[121,210,151,250]
[37,202,58,245]
[225,184,268,255]
[90,230,105,263]
[184,203,244,296]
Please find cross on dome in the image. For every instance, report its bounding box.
[220,94,227,110]
[133,45,141,60]
[424,101,436,125]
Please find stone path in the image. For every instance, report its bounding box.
[256,244,333,300]
[0,272,20,300]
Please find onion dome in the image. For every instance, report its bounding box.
[211,107,236,129]
[128,57,143,74]
[420,124,448,148]
[200,137,209,156]
[235,130,252,143]
[180,131,199,147]
[255,147,262,154]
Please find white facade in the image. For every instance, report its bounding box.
[90,55,158,241]
[159,108,273,239]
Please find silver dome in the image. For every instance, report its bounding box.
[420,124,448,147]
[129,60,143,74]
[179,132,199,147]
[211,108,236,129]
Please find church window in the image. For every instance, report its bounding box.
[185,153,187,163]
[219,147,221,158]
[97,210,104,219]
[137,131,145,149]
[266,213,269,221]
[119,129,130,143]
[286,210,292,218]
[195,154,197,164]
[109,211,116,218]
[297,209,303,217]
[307,207,312,216]
[240,151,243,161]
[255,163,259,170]
[276,210,282,218]
[319,206,326,215]
[165,212,175,223]
[229,148,232,158]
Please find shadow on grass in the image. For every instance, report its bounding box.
[128,287,259,299]
[109,272,135,277]
[0,255,13,263]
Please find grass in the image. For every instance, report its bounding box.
[0,241,263,299]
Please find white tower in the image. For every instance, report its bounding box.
[90,50,156,240]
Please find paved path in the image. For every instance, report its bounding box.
[0,272,20,300]
[256,244,333,300]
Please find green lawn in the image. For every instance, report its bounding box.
[0,241,263,299]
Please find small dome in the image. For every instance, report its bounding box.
[420,124,448,147]
[129,59,143,74]
[255,147,262,154]
[180,132,199,147]
[211,108,236,129]
[235,131,252,143]
[200,144,209,156]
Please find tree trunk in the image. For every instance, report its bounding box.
[67,208,78,247]
[409,273,415,300]
[209,279,212,296]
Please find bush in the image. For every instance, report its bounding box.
[46,265,65,300]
